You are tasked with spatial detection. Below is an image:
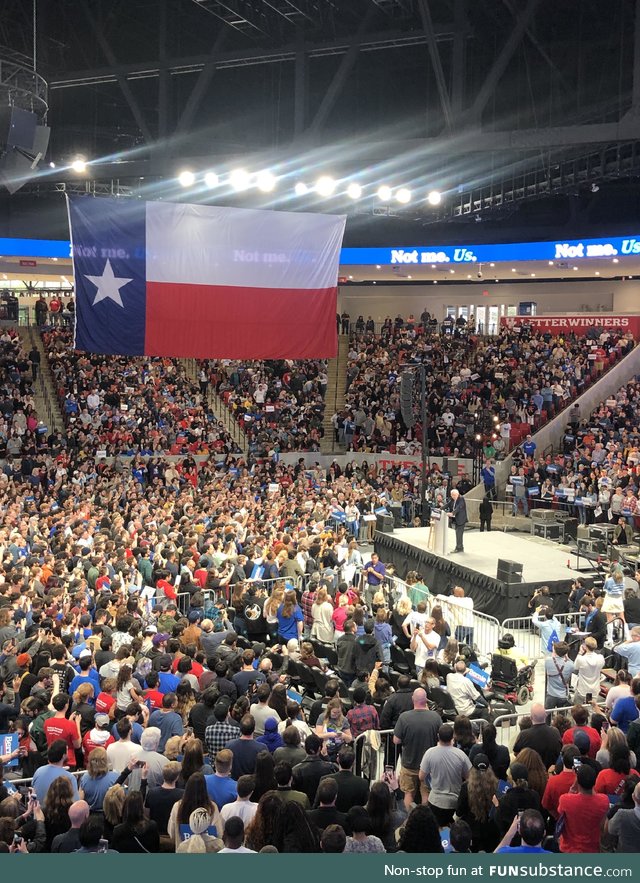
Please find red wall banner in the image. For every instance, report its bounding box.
[499,314,640,339]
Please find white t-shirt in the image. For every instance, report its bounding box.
[574,651,604,695]
[106,739,143,773]
[445,672,479,717]
[403,611,429,633]
[412,629,440,669]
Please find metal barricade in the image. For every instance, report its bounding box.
[383,575,501,659]
[434,596,501,658]
[352,728,397,780]
[500,613,579,661]
[493,705,576,750]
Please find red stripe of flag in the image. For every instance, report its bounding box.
[144,282,337,360]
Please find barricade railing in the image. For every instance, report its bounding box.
[500,612,582,661]
[352,728,397,780]
[493,705,577,749]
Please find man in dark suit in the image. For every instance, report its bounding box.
[447,489,468,553]
[306,777,348,833]
[313,746,369,812]
[580,595,607,650]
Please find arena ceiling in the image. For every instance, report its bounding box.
[2,1,640,231]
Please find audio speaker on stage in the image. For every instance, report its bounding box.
[561,517,578,541]
[497,558,523,583]
[376,514,394,534]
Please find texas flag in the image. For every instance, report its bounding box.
[68,196,345,359]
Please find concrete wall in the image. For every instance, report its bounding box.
[338,280,620,322]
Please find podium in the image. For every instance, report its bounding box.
[428,508,448,555]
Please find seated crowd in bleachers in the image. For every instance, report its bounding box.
[203,358,328,454]
[41,329,241,458]
[335,318,632,456]
[506,377,640,522]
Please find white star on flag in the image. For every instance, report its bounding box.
[84,259,132,308]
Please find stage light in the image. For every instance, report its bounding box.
[475,434,482,441]
[256,170,276,192]
[377,185,392,201]
[294,182,308,196]
[315,176,336,197]
[396,188,411,204]
[230,168,251,191]
[346,182,362,200]
[427,190,442,206]
[204,172,219,188]
[49,161,56,169]
[71,158,87,174]
[595,271,600,276]
[613,258,619,263]
[178,170,195,187]
[493,416,499,423]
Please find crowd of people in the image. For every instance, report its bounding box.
[42,329,241,459]
[336,320,632,456]
[0,314,638,857]
[505,376,640,523]
[203,359,328,455]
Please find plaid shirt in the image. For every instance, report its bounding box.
[204,720,239,760]
[346,704,379,739]
[301,590,316,628]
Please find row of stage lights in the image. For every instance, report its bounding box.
[175,169,442,205]
[65,157,442,205]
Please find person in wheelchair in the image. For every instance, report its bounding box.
[493,633,529,669]
[491,635,536,707]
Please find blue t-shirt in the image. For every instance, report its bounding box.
[611,696,640,733]
[616,641,640,676]
[276,604,303,641]
[204,774,238,808]
[111,720,144,744]
[69,670,100,697]
[496,846,551,854]
[157,671,181,694]
[148,709,184,751]
[78,771,120,811]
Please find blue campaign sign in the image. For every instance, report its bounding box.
[340,233,640,266]
[0,733,19,767]
[466,663,490,689]
[3,232,640,265]
[0,237,71,259]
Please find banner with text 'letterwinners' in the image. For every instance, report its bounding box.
[68,196,345,359]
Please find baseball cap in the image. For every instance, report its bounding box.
[143,624,158,634]
[472,753,490,771]
[152,633,169,646]
[16,653,31,668]
[94,713,110,727]
[78,648,93,659]
[573,729,591,753]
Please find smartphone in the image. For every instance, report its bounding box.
[97,838,109,853]
[384,765,394,776]
[585,692,593,703]
[573,758,582,769]
[13,834,23,846]
[184,726,194,737]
